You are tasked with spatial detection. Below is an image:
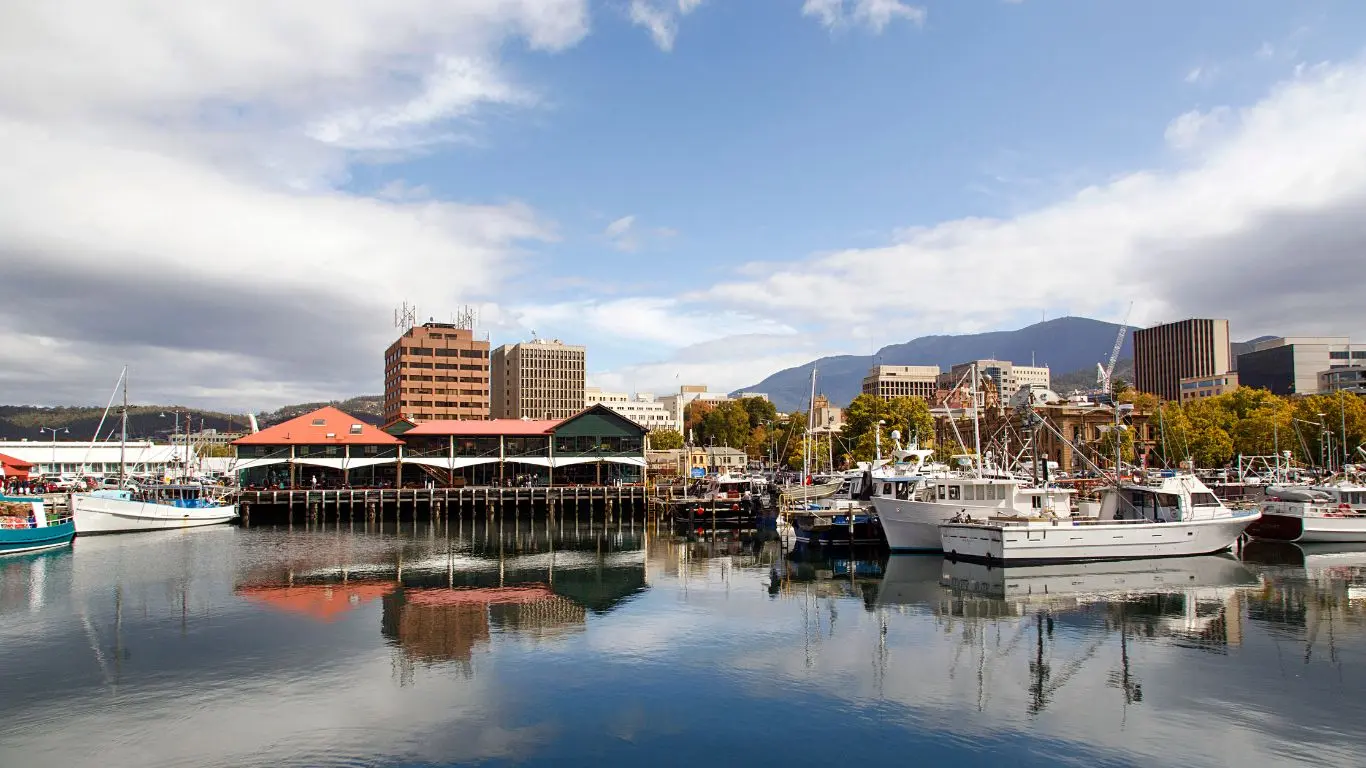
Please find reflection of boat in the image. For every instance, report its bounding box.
[1243,540,1366,570]
[940,555,1256,603]
[873,555,949,607]
[940,473,1259,565]
[0,495,75,555]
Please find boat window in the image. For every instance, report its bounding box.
[882,483,893,496]
[1032,495,1042,509]
[937,485,946,499]
[948,486,960,501]
[1189,492,1220,506]
[896,483,910,500]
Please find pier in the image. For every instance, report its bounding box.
[236,484,648,525]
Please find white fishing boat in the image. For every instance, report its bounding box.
[72,484,238,534]
[1246,484,1366,543]
[879,475,1074,552]
[69,367,238,535]
[939,473,1260,565]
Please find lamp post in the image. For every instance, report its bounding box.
[39,426,69,478]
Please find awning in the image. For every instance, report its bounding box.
[600,456,646,467]
[402,457,500,470]
[551,457,598,468]
[506,457,552,468]
[231,457,289,472]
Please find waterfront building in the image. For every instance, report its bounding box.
[1030,402,1155,473]
[491,339,586,420]
[940,360,1050,402]
[648,446,748,477]
[233,404,647,488]
[384,321,491,423]
[1134,318,1231,402]
[171,428,246,447]
[862,365,940,401]
[0,440,189,479]
[585,388,678,431]
[1319,366,1366,395]
[657,385,733,432]
[1237,337,1364,395]
[1179,372,1240,402]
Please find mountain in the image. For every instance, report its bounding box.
[736,317,1135,412]
[0,395,383,442]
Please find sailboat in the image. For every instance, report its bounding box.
[70,368,239,535]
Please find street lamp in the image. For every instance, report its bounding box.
[39,426,69,477]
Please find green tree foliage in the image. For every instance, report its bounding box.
[736,396,777,430]
[1094,425,1136,466]
[699,401,752,449]
[839,395,935,463]
[648,429,683,450]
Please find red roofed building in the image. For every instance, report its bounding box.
[0,452,34,481]
[233,404,647,489]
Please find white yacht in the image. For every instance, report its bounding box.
[939,473,1260,565]
[875,473,1075,552]
[1247,484,1366,543]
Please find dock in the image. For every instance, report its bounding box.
[236,485,648,524]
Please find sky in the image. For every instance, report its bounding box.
[3,0,1366,411]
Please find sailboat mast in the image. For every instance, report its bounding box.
[804,367,816,484]
[119,366,127,487]
[970,363,983,477]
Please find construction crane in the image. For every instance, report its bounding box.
[1097,302,1134,394]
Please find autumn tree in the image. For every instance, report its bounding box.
[648,429,683,450]
[840,394,935,463]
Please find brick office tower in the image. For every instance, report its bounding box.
[384,322,490,423]
[1133,318,1231,402]
[491,339,586,420]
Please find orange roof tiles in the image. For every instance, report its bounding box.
[233,406,402,446]
[403,419,561,437]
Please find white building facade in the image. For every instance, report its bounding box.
[0,441,194,478]
[585,388,679,431]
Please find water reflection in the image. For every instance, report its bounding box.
[2,520,1366,767]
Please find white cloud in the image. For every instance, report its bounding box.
[1257,42,1276,60]
[802,0,926,33]
[629,0,705,52]
[691,57,1366,349]
[0,0,586,409]
[1184,66,1205,83]
[604,215,639,251]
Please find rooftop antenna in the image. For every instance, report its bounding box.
[394,301,417,331]
[453,305,476,331]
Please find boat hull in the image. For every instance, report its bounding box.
[939,513,1260,565]
[71,494,238,535]
[874,498,982,552]
[1246,508,1366,544]
[0,521,76,555]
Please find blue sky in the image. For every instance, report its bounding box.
[3,0,1366,408]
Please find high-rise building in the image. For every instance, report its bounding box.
[384,322,490,423]
[491,339,586,420]
[1237,337,1363,395]
[861,365,940,401]
[1133,319,1231,402]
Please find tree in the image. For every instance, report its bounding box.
[682,400,714,440]
[699,401,751,449]
[648,429,683,450]
[839,394,935,463]
[1094,425,1136,467]
[736,396,777,430]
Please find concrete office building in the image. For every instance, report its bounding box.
[1179,373,1240,402]
[491,339,586,420]
[941,360,1051,400]
[862,365,941,401]
[384,322,490,424]
[1319,366,1366,395]
[584,388,678,431]
[1237,337,1364,395]
[1134,319,1231,402]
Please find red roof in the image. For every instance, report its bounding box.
[233,406,402,446]
[236,583,395,622]
[404,419,561,437]
[0,453,34,470]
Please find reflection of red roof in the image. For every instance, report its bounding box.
[236,583,396,621]
[404,585,555,606]
[233,407,401,446]
[404,419,560,437]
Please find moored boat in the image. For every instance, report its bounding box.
[71,484,239,535]
[939,472,1260,565]
[0,495,75,555]
[1246,485,1366,543]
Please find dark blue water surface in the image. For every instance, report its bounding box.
[1,516,1363,768]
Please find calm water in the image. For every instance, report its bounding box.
[1,517,1364,768]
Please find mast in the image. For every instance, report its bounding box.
[970,363,983,477]
[804,367,816,486]
[1341,389,1350,471]
[118,366,127,488]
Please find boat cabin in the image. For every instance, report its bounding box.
[1107,473,1228,522]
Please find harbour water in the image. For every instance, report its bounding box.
[1,519,1364,767]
